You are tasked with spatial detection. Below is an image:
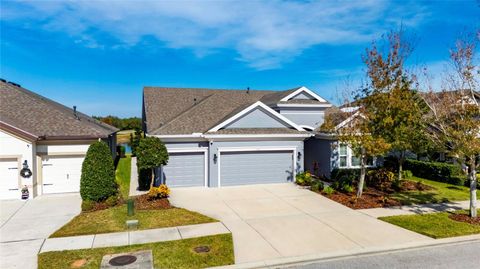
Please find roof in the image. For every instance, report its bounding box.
[206,128,309,135]
[0,81,118,141]
[143,86,330,135]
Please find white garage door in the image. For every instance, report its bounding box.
[0,158,20,200]
[163,152,206,187]
[219,150,294,186]
[42,155,84,194]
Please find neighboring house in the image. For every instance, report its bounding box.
[142,86,332,187]
[0,80,118,199]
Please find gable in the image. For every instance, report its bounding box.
[224,107,291,129]
[289,91,316,100]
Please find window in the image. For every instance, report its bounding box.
[338,143,376,168]
[339,144,348,167]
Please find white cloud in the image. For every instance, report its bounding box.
[2,0,429,69]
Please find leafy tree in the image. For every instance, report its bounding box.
[423,31,480,217]
[323,105,390,198]
[362,30,429,181]
[130,129,143,157]
[136,137,169,188]
[80,141,117,201]
[93,115,141,130]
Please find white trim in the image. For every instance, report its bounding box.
[280,86,328,103]
[203,134,312,139]
[208,101,305,132]
[166,147,208,187]
[299,125,314,131]
[217,146,297,187]
[281,111,325,114]
[152,134,204,138]
[334,111,365,131]
[276,103,332,108]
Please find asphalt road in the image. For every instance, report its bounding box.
[283,240,480,269]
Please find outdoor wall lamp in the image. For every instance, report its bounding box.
[297,152,302,160]
[213,154,218,164]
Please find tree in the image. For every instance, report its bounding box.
[136,136,169,189]
[322,99,390,198]
[362,30,429,181]
[423,31,480,217]
[80,140,117,201]
[130,129,143,157]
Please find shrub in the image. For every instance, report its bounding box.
[105,195,118,207]
[81,200,95,212]
[342,184,354,193]
[330,169,361,181]
[136,137,169,188]
[80,141,117,202]
[323,186,335,195]
[402,170,413,179]
[404,159,466,185]
[296,172,313,186]
[310,180,324,192]
[148,184,170,199]
[366,169,395,191]
[138,168,152,191]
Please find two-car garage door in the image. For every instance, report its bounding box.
[219,150,294,186]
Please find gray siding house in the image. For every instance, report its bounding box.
[142,86,333,187]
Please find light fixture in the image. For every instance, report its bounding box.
[213,154,218,163]
[297,152,302,160]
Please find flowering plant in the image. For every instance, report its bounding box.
[148,184,170,199]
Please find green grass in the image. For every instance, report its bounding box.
[389,176,478,205]
[116,130,136,144]
[380,210,480,238]
[116,156,131,199]
[38,234,234,269]
[50,205,217,238]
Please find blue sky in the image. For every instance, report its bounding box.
[1,1,478,117]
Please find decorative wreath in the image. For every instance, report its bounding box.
[20,168,32,178]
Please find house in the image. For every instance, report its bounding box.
[142,86,332,187]
[0,80,118,199]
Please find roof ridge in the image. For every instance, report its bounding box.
[1,82,118,133]
[151,93,216,134]
[144,86,278,93]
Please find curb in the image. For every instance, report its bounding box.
[209,234,480,269]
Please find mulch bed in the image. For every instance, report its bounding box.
[134,194,172,210]
[322,188,402,209]
[448,213,480,225]
[319,180,436,210]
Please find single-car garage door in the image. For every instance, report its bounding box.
[220,150,294,186]
[164,152,206,187]
[42,155,84,194]
[0,158,20,199]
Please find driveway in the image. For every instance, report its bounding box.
[0,194,81,268]
[169,183,433,264]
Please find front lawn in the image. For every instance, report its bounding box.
[51,205,217,238]
[380,210,480,238]
[389,176,478,205]
[116,156,131,199]
[39,234,234,269]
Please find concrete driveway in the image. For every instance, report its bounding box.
[0,194,81,268]
[169,183,432,264]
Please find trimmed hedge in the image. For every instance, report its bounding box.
[404,159,466,186]
[80,141,117,201]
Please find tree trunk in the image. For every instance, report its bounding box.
[468,158,477,218]
[150,168,154,189]
[356,148,366,198]
[398,151,405,182]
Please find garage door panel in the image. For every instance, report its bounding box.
[0,158,20,199]
[42,155,84,194]
[164,152,205,187]
[220,151,293,186]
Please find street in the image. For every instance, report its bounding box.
[284,240,480,269]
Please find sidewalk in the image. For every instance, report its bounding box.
[358,200,479,218]
[40,222,230,253]
[129,156,147,197]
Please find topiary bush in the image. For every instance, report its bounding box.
[80,141,117,202]
[136,136,169,188]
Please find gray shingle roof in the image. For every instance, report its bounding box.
[144,86,329,135]
[0,81,118,140]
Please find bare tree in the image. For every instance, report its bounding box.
[423,30,480,217]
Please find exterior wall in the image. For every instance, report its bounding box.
[290,92,315,100]
[0,129,35,198]
[225,107,289,129]
[304,137,336,178]
[208,139,304,187]
[278,107,327,129]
